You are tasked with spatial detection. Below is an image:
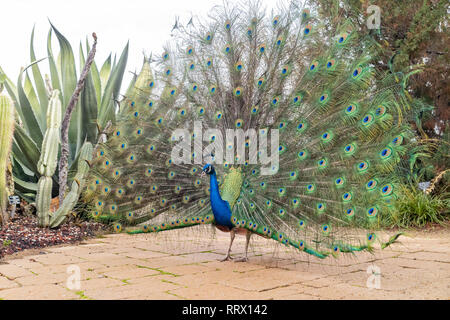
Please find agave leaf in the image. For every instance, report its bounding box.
[0,65,19,107]
[86,38,102,106]
[17,69,43,145]
[13,176,38,193]
[30,26,49,125]
[98,42,128,128]
[13,125,41,176]
[99,54,112,94]
[47,28,62,93]
[50,22,79,160]
[79,43,98,145]
[24,71,43,127]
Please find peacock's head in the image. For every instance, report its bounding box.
[201,163,215,176]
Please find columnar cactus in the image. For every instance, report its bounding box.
[0,93,15,224]
[36,89,61,227]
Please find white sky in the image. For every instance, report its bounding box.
[0,0,278,92]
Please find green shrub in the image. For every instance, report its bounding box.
[385,184,449,228]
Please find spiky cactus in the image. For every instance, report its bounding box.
[0,92,15,224]
[36,89,61,227]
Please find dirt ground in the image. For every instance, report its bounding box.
[0,225,448,300]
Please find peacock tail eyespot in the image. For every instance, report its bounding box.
[357,161,370,173]
[281,64,291,76]
[321,131,333,143]
[352,67,363,78]
[381,184,394,196]
[342,191,352,202]
[303,25,311,35]
[366,206,378,218]
[298,220,305,228]
[366,179,378,191]
[337,32,349,44]
[367,233,376,242]
[345,208,355,218]
[391,135,403,146]
[297,149,308,160]
[162,52,169,60]
[326,59,336,69]
[380,147,392,160]
[289,171,298,180]
[257,77,265,87]
[299,240,305,250]
[322,224,331,235]
[345,103,358,115]
[361,113,374,126]
[343,143,357,156]
[306,183,316,193]
[186,46,194,55]
[375,105,387,117]
[317,158,328,169]
[258,43,266,53]
[234,87,243,97]
[235,61,243,72]
[335,177,345,187]
[292,93,303,105]
[309,61,319,71]
[224,20,231,29]
[271,96,279,106]
[317,202,326,212]
[209,85,217,94]
[319,93,329,104]
[302,8,310,19]
[224,44,231,54]
[276,36,284,46]
[272,15,280,27]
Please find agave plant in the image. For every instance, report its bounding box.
[0,23,128,203]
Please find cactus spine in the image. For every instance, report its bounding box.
[0,93,15,224]
[36,89,61,227]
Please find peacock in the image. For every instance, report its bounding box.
[84,1,416,261]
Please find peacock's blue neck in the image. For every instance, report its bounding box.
[209,171,233,228]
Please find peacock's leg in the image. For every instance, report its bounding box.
[234,230,252,262]
[220,228,236,261]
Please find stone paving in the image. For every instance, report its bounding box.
[0,226,449,300]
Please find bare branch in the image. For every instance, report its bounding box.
[58,32,97,204]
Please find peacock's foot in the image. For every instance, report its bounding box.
[220,255,233,262]
[234,257,249,262]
